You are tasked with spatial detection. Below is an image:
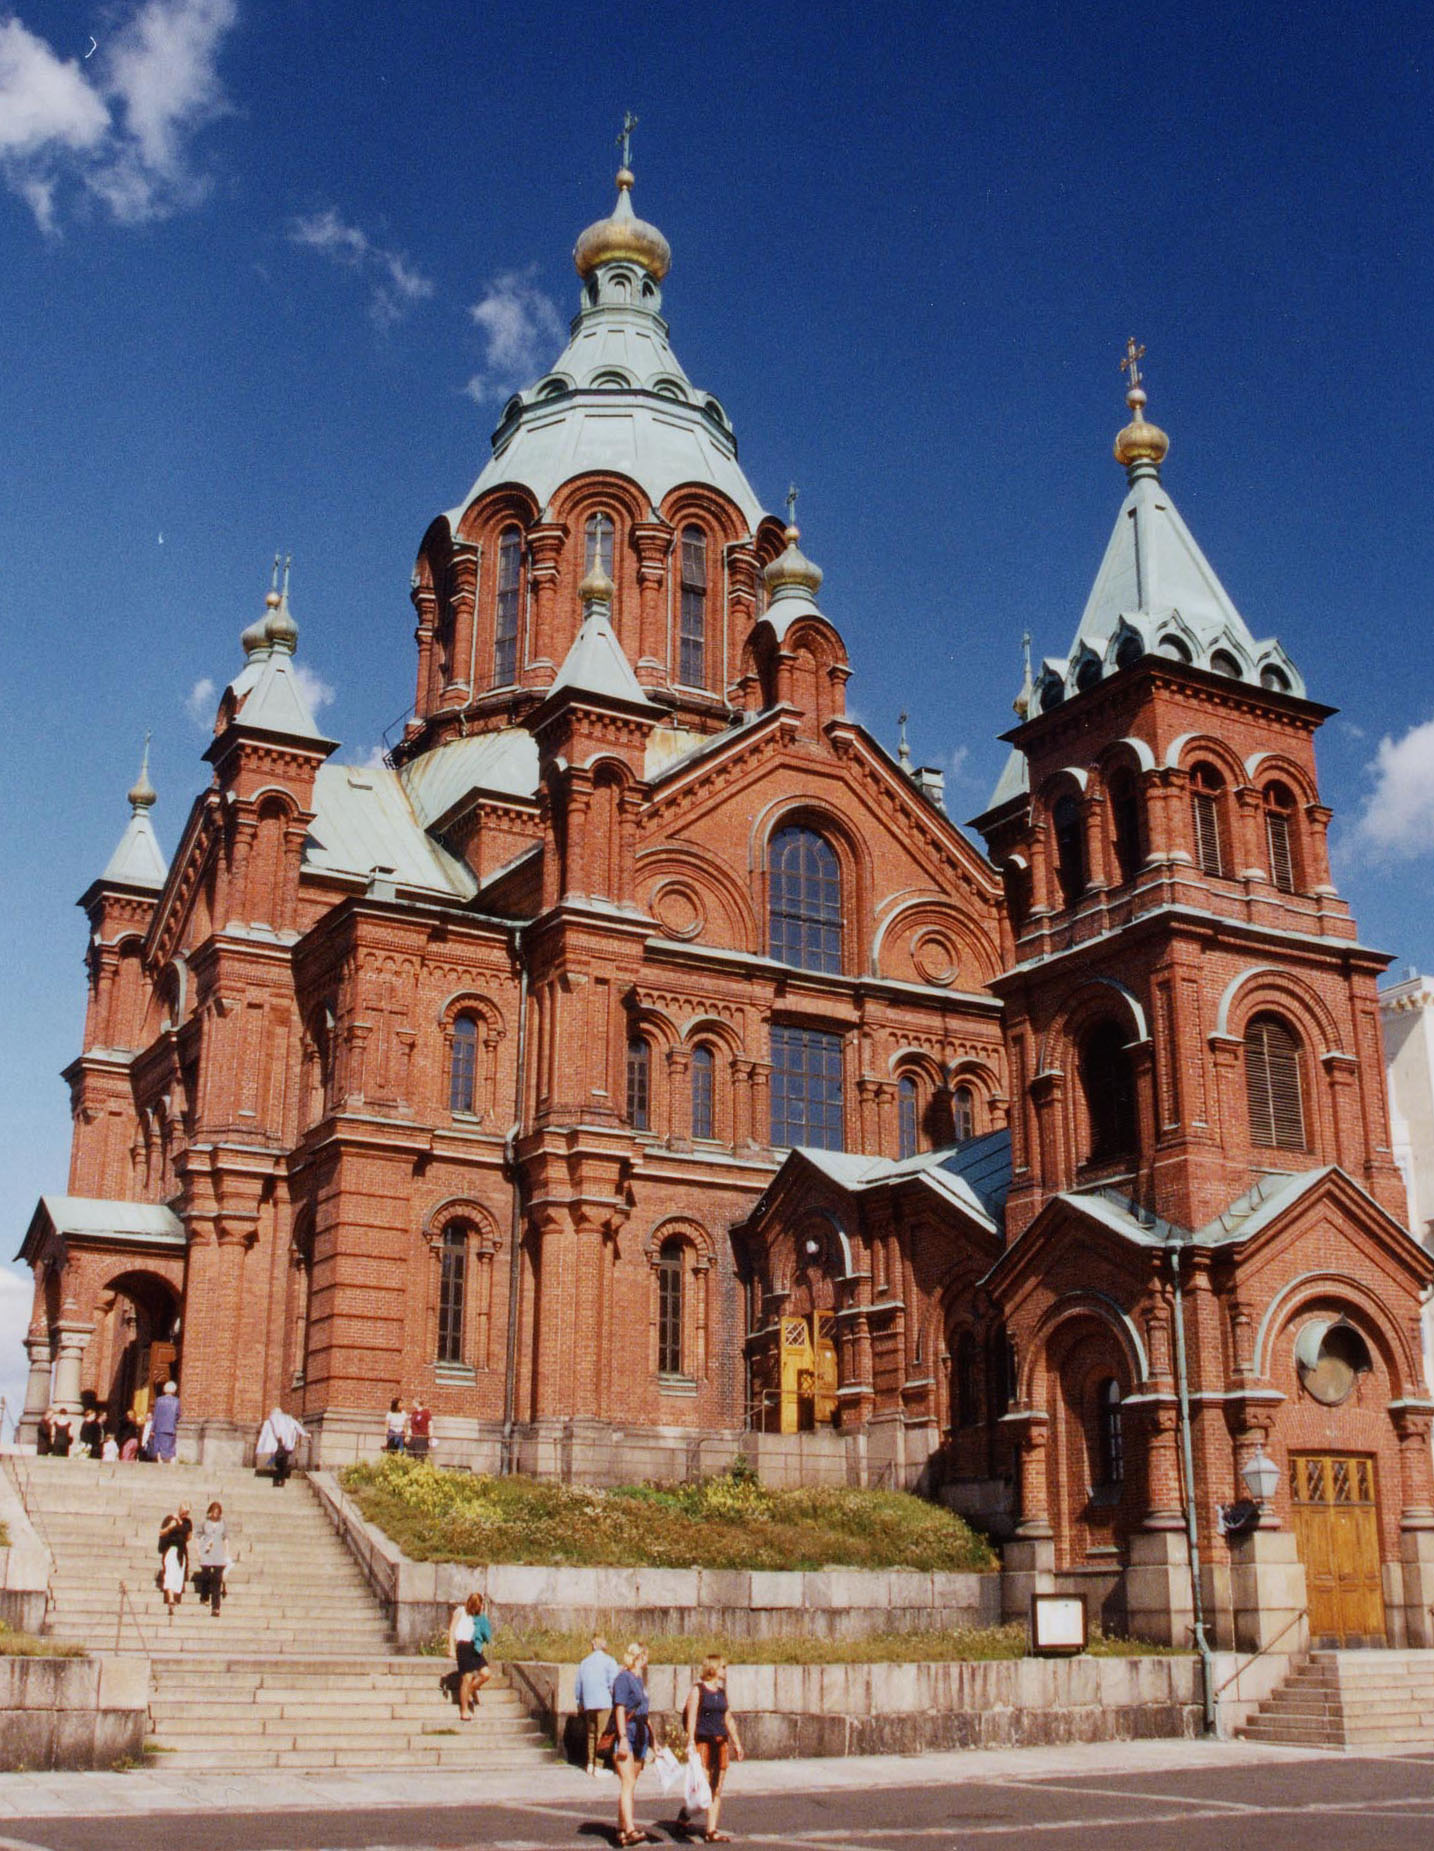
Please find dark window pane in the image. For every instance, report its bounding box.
[952,1084,975,1142]
[897,1077,918,1159]
[770,1024,844,1150]
[1080,1021,1138,1163]
[437,1224,468,1364]
[1097,1377,1124,1486]
[657,1237,684,1374]
[679,525,707,687]
[494,526,521,684]
[450,1016,478,1114]
[1190,765,1227,878]
[1109,769,1145,884]
[769,827,842,973]
[691,1045,714,1140]
[584,512,614,578]
[626,1037,650,1131]
[1245,1013,1306,1150]
[1053,794,1086,904]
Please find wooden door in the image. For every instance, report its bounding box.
[1290,1453,1386,1646]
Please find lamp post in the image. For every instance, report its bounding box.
[1218,1443,1280,1537]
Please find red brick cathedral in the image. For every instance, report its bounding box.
[19,169,1434,1650]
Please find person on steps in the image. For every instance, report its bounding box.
[150,1380,181,1462]
[575,1633,619,1777]
[157,1503,191,1611]
[611,1641,652,1847]
[679,1655,745,1842]
[256,1405,308,1486]
[195,1500,229,1615]
[447,1590,492,1720]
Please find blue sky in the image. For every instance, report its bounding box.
[2,0,1433,1418]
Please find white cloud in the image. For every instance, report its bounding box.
[1351,716,1434,860]
[185,674,216,726]
[289,207,434,327]
[465,268,563,403]
[0,1264,35,1439]
[292,661,335,712]
[0,0,238,232]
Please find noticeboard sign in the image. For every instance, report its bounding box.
[1029,1592,1087,1656]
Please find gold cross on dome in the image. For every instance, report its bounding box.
[1120,337,1146,393]
[786,483,799,525]
[617,110,638,169]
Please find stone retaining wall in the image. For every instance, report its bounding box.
[0,1465,51,1635]
[517,1655,1204,1759]
[309,1472,999,1650]
[0,1655,149,1770]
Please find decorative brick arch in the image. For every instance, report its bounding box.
[1019,1292,1149,1406]
[1037,977,1149,1075]
[750,798,873,973]
[642,1216,715,1382]
[1252,1268,1420,1395]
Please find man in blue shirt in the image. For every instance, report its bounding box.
[574,1633,620,1777]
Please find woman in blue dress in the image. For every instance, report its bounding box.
[611,1640,651,1846]
[150,1381,181,1462]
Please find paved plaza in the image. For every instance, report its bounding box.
[1,1739,1432,1850]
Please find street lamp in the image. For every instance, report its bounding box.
[1218,1444,1280,1538]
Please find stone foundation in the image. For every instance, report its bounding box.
[0,1655,148,1771]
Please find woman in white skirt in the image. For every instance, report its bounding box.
[157,1504,191,1611]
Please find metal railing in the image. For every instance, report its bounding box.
[114,1580,152,1654]
[1213,1604,1310,1698]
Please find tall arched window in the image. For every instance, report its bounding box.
[897,1076,919,1159]
[1108,767,1145,884]
[626,1036,651,1131]
[769,826,842,973]
[449,1015,479,1115]
[1245,1013,1306,1150]
[1080,1020,1138,1163]
[657,1236,684,1375]
[493,526,521,684]
[1264,783,1298,893]
[437,1223,468,1365]
[1189,763,1228,878]
[955,1331,980,1428]
[1096,1376,1124,1487]
[1052,793,1086,905]
[952,1084,976,1142]
[584,511,614,578]
[678,524,707,686]
[691,1045,715,1140]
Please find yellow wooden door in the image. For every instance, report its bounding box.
[814,1313,839,1427]
[779,1317,813,1433]
[1290,1453,1386,1646]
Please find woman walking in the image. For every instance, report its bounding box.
[195,1500,229,1616]
[681,1655,745,1842]
[157,1503,191,1612]
[447,1590,493,1720]
[611,1640,652,1847]
[150,1380,181,1462]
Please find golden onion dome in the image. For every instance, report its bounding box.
[1114,385,1169,469]
[579,563,615,604]
[763,524,824,599]
[127,739,157,812]
[573,169,671,282]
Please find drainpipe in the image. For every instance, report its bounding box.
[1169,1236,1219,1736]
[500,927,530,1476]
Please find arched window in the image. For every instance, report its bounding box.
[1157,634,1191,663]
[1264,782,1298,893]
[1108,767,1145,884]
[691,1045,715,1140]
[1052,793,1086,905]
[1261,664,1291,693]
[897,1076,919,1159]
[1096,1376,1124,1487]
[584,511,614,579]
[493,526,522,684]
[1115,633,1144,672]
[955,1331,980,1428]
[952,1084,976,1142]
[1209,649,1242,678]
[678,524,707,687]
[1080,1020,1138,1164]
[1075,655,1101,693]
[769,826,842,973]
[1189,763,1228,878]
[1244,1013,1306,1150]
[989,1326,1017,1418]
[437,1223,468,1365]
[626,1037,651,1131]
[449,1015,479,1114]
[657,1236,684,1375]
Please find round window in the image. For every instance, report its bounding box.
[1295,1318,1372,1406]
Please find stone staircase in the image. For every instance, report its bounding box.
[1238,1649,1434,1749]
[8,1456,554,1770]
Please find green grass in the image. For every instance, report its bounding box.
[0,1622,83,1659]
[340,1455,997,1572]
[482,1623,1186,1663]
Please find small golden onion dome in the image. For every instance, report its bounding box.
[265,598,299,654]
[579,564,615,603]
[573,170,671,282]
[1114,386,1170,468]
[763,524,824,599]
[127,760,157,812]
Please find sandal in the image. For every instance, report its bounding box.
[704,1834,733,1843]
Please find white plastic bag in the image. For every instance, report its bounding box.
[684,1746,713,1813]
[653,1744,682,1794]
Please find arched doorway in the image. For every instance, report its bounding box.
[92,1271,181,1423]
[774,1219,840,1432]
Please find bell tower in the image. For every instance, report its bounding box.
[975,353,1406,1241]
